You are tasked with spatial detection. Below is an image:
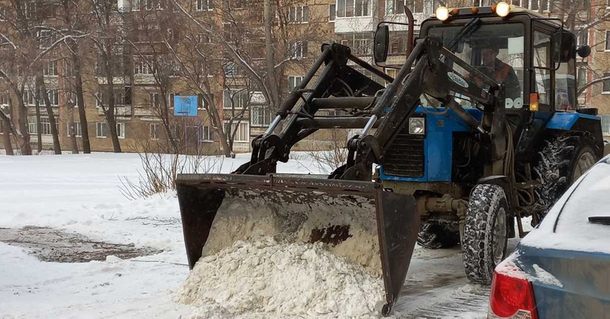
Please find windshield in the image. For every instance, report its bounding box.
[426,23,525,109]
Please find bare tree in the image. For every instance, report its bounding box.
[0,95,15,155]
[127,5,181,153]
[58,0,92,153]
[36,73,61,154]
[89,0,123,152]
[163,8,232,156]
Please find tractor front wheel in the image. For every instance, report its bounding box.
[462,184,509,285]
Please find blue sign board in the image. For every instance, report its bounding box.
[174,95,198,117]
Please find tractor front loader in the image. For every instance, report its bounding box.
[177,4,604,316]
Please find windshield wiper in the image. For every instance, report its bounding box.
[446,17,481,52]
[589,216,610,225]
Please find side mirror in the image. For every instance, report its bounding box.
[374,25,389,63]
[552,31,576,63]
[577,45,591,58]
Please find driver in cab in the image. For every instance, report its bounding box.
[472,42,521,101]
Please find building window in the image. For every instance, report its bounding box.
[41,117,55,135]
[602,73,610,94]
[67,122,82,137]
[290,41,308,59]
[251,105,272,127]
[46,90,59,106]
[63,61,75,77]
[116,122,126,139]
[386,68,398,79]
[134,57,153,75]
[337,0,369,17]
[329,4,336,21]
[602,115,610,134]
[223,90,248,109]
[149,92,163,108]
[169,93,176,108]
[200,125,213,141]
[472,0,491,6]
[389,35,407,55]
[131,0,141,11]
[150,123,159,140]
[341,33,372,56]
[224,62,237,77]
[288,76,303,92]
[0,8,6,21]
[195,0,212,11]
[196,33,211,44]
[28,117,37,134]
[224,122,249,142]
[28,117,56,135]
[0,93,8,106]
[577,27,588,47]
[43,60,58,76]
[23,89,37,106]
[288,6,308,23]
[24,2,36,19]
[38,30,55,49]
[354,38,371,55]
[386,0,399,14]
[606,31,610,51]
[577,68,587,91]
[143,0,154,10]
[197,94,212,110]
[96,89,128,107]
[96,122,106,138]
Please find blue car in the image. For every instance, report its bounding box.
[488,156,610,319]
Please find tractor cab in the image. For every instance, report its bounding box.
[420,6,586,113]
[377,4,590,113]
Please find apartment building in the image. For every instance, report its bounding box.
[0,0,608,155]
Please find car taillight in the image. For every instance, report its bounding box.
[488,261,538,319]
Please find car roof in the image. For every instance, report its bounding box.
[520,156,610,254]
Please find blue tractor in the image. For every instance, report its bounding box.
[175,3,605,315]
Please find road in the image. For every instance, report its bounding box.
[393,238,522,319]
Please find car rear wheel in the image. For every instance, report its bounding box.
[462,184,509,285]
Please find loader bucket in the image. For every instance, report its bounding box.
[176,173,420,315]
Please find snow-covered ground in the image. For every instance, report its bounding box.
[0,153,499,319]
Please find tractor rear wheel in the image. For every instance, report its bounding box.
[534,134,597,218]
[462,184,509,285]
[417,223,460,249]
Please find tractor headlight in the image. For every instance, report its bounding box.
[409,117,425,135]
[435,6,450,21]
[495,1,510,17]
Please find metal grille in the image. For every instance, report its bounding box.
[383,129,425,177]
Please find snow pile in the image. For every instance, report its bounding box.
[176,238,386,319]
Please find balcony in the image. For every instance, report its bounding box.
[133,74,157,85]
[97,76,131,85]
[133,107,155,117]
[97,105,132,118]
[335,16,377,33]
